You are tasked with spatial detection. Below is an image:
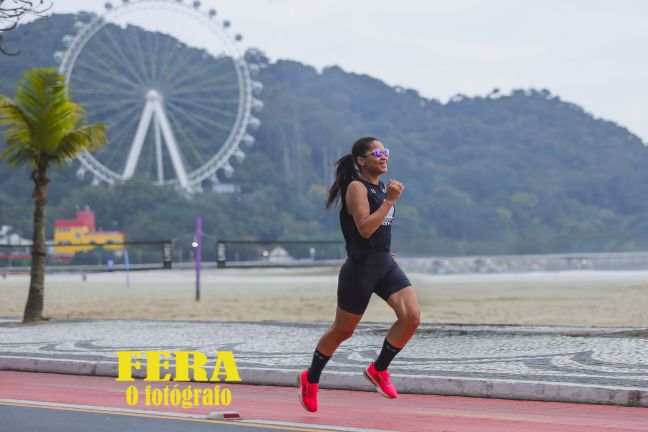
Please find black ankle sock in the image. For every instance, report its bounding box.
[374,338,401,371]
[307,349,331,383]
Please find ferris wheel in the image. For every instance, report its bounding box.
[54,0,263,192]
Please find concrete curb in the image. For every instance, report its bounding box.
[2,356,646,408]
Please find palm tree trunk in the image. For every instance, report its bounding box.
[23,165,49,323]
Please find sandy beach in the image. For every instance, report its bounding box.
[2,267,648,326]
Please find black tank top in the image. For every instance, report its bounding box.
[340,178,395,259]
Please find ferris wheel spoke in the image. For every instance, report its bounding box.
[83,100,142,121]
[78,91,141,108]
[168,83,238,99]
[169,88,239,105]
[71,86,142,104]
[171,105,235,133]
[103,28,151,87]
[105,118,139,153]
[153,39,187,83]
[166,115,207,169]
[98,103,142,142]
[169,83,238,101]
[86,107,138,125]
[74,53,143,93]
[154,36,185,85]
[101,107,143,166]
[211,119,239,134]
[159,43,205,89]
[149,31,161,84]
[143,141,155,176]
[166,96,237,118]
[70,64,141,94]
[167,101,237,121]
[165,99,224,126]
[168,94,239,109]
[166,101,226,137]
[103,120,141,168]
[168,62,235,91]
[130,29,154,84]
[99,101,141,129]
[75,95,142,109]
[71,84,141,101]
[167,102,234,135]
[100,28,147,87]
[203,97,240,107]
[169,76,235,98]
[166,92,238,106]
[165,103,215,137]
[83,44,143,91]
[100,138,132,170]
[105,122,138,158]
[167,66,231,88]
[167,86,234,101]
[73,67,140,97]
[165,47,234,90]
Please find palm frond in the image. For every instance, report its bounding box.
[0,95,34,167]
[0,67,106,170]
[0,136,33,166]
[52,123,107,166]
[13,68,81,151]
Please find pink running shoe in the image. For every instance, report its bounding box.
[364,362,398,399]
[298,370,318,412]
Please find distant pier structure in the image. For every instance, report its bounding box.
[401,252,648,274]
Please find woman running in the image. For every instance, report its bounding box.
[298,137,420,412]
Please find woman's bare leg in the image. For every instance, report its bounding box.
[385,286,420,348]
[316,306,364,356]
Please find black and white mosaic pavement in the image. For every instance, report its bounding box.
[1,318,646,387]
[0,318,646,405]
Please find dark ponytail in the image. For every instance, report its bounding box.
[325,136,377,208]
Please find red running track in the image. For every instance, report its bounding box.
[0,371,646,432]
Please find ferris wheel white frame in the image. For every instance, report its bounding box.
[55,0,262,191]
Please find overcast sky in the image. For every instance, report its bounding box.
[28,0,648,141]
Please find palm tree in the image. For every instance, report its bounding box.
[0,67,106,323]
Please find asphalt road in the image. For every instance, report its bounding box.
[0,403,327,432]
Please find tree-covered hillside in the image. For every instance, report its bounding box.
[2,14,648,256]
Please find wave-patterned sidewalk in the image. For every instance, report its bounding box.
[0,318,646,407]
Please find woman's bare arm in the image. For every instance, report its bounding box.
[345,180,398,239]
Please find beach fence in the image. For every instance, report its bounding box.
[216,239,346,268]
[0,240,173,274]
[0,239,346,273]
[8,238,648,274]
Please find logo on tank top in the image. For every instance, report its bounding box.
[382,200,394,226]
[370,189,376,194]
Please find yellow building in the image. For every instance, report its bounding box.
[54,210,124,256]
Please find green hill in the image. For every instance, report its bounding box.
[1,14,647,256]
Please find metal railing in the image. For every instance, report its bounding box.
[0,240,173,273]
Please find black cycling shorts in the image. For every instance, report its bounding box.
[337,251,411,315]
